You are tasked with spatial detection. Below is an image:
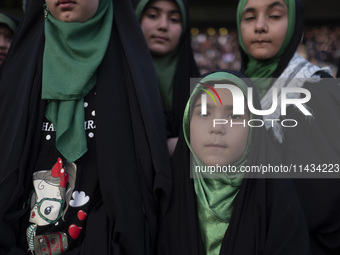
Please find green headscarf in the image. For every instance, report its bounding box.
[135,0,186,110]
[236,0,296,98]
[42,0,113,163]
[183,72,253,255]
[0,13,17,33]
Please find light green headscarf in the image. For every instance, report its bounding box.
[236,0,296,98]
[183,72,253,255]
[135,0,186,110]
[42,0,113,163]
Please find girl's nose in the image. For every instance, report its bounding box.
[209,120,226,135]
[158,15,168,31]
[255,16,268,33]
[0,35,7,48]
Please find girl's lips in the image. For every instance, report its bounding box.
[252,40,270,44]
[152,36,169,42]
[57,0,76,9]
[57,0,75,4]
[31,211,35,218]
[205,144,227,150]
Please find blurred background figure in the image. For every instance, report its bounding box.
[133,0,200,157]
[0,11,20,66]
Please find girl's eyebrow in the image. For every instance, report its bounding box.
[242,7,256,14]
[224,105,233,110]
[193,103,234,110]
[267,1,287,11]
[145,6,181,15]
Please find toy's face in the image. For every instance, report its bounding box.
[29,180,64,226]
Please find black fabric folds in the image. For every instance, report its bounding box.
[280,72,340,255]
[238,0,340,253]
[0,0,171,254]
[157,69,311,255]
[169,0,200,138]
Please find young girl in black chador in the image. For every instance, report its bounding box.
[0,0,170,254]
[237,0,340,253]
[134,0,200,156]
[157,69,310,255]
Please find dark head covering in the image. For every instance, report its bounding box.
[0,11,20,34]
[157,69,310,255]
[0,11,20,70]
[133,0,200,138]
[0,0,171,253]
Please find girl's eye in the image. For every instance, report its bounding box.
[269,15,281,19]
[5,36,13,42]
[198,109,211,117]
[145,10,159,19]
[228,114,241,120]
[192,108,210,117]
[170,17,181,23]
[243,15,255,21]
[147,13,157,19]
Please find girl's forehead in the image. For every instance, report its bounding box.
[243,0,287,9]
[146,0,179,8]
[145,0,183,16]
[193,86,246,106]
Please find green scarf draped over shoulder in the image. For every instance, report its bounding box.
[42,0,113,163]
[183,72,253,255]
[236,0,296,98]
[135,0,186,110]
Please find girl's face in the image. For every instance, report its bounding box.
[190,88,250,166]
[140,0,182,56]
[45,0,99,23]
[0,25,14,65]
[240,0,289,60]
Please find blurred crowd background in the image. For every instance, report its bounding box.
[1,0,339,76]
[191,25,340,76]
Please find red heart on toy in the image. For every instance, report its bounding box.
[43,248,46,251]
[69,224,82,239]
[77,210,87,221]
